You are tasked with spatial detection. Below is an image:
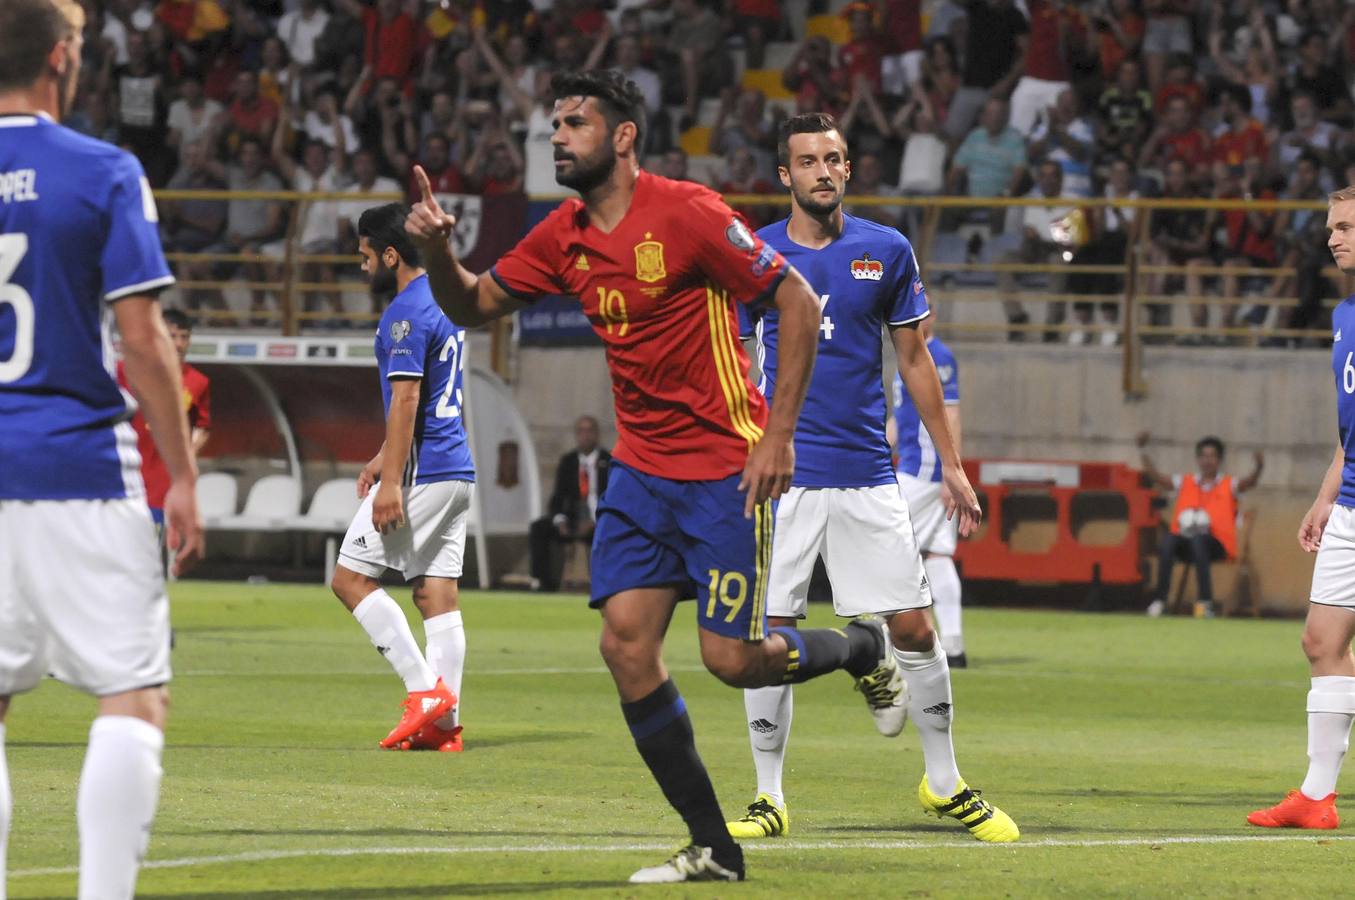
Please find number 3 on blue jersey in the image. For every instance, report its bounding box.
[435,331,466,419]
[0,233,33,383]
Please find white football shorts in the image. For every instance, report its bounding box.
[1311,503,1355,607]
[339,479,473,581]
[898,473,958,557]
[766,484,932,619]
[0,498,171,696]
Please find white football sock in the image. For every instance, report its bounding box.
[424,610,465,729]
[744,684,792,807]
[1301,675,1355,799]
[1,722,9,897]
[77,716,163,900]
[895,643,961,798]
[925,556,964,656]
[353,590,437,693]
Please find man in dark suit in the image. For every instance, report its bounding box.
[529,415,610,591]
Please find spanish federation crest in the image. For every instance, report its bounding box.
[635,232,666,283]
[389,319,412,342]
[850,255,884,281]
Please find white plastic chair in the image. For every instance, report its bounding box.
[212,474,302,531]
[196,472,239,528]
[288,477,361,584]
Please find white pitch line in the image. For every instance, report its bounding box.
[11,833,1355,878]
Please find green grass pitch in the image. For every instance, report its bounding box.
[4,582,1351,898]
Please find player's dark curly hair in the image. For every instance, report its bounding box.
[551,69,647,153]
[777,112,847,168]
[358,203,422,269]
[162,309,195,331]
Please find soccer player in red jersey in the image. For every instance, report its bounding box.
[405,69,906,883]
[117,308,212,529]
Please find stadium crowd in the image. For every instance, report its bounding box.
[70,0,1355,336]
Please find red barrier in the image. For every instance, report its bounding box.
[954,459,1160,587]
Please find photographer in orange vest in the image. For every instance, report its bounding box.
[1138,432,1264,617]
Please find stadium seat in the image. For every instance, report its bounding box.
[197,471,240,527]
[212,474,303,532]
[288,477,362,584]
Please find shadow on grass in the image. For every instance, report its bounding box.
[61,881,625,899]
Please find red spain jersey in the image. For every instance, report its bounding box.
[492,171,789,480]
[116,361,212,509]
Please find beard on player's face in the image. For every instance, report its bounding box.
[367,254,397,294]
[791,177,844,217]
[555,139,617,192]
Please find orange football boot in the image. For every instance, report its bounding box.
[378,679,457,749]
[1247,790,1339,829]
[397,723,464,752]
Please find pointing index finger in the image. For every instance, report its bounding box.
[413,164,435,206]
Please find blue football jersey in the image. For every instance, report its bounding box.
[894,336,960,483]
[1332,297,1355,507]
[375,274,475,486]
[0,114,174,500]
[743,215,930,488]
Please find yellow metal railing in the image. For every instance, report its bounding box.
[154,190,1346,396]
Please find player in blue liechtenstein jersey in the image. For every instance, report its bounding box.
[1249,186,1355,830]
[0,1,205,897]
[890,320,967,667]
[730,113,1018,844]
[330,203,476,753]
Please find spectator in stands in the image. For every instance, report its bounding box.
[843,151,902,229]
[391,132,466,203]
[1028,88,1094,198]
[1211,84,1268,171]
[733,0,782,70]
[944,0,1027,140]
[1144,157,1210,332]
[1208,2,1279,127]
[658,147,694,182]
[271,91,347,323]
[1068,156,1139,346]
[667,0,731,130]
[529,416,611,593]
[1273,91,1344,174]
[1090,0,1144,82]
[1284,30,1352,126]
[783,35,843,118]
[1009,0,1086,137]
[166,71,224,162]
[839,71,896,166]
[1153,54,1203,116]
[837,2,884,97]
[301,85,359,153]
[114,30,172,184]
[464,127,526,196]
[1138,432,1263,618]
[226,69,279,148]
[717,146,779,229]
[277,0,330,68]
[1181,161,1274,339]
[892,93,948,202]
[337,148,401,250]
[947,97,1027,228]
[160,139,227,257]
[711,87,778,177]
[998,159,1078,341]
[68,87,119,143]
[1142,0,1194,92]
[338,0,417,91]
[257,36,293,107]
[585,27,661,123]
[876,0,924,96]
[1096,58,1153,164]
[918,35,960,127]
[1263,152,1328,336]
[184,136,286,323]
[1138,95,1211,184]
